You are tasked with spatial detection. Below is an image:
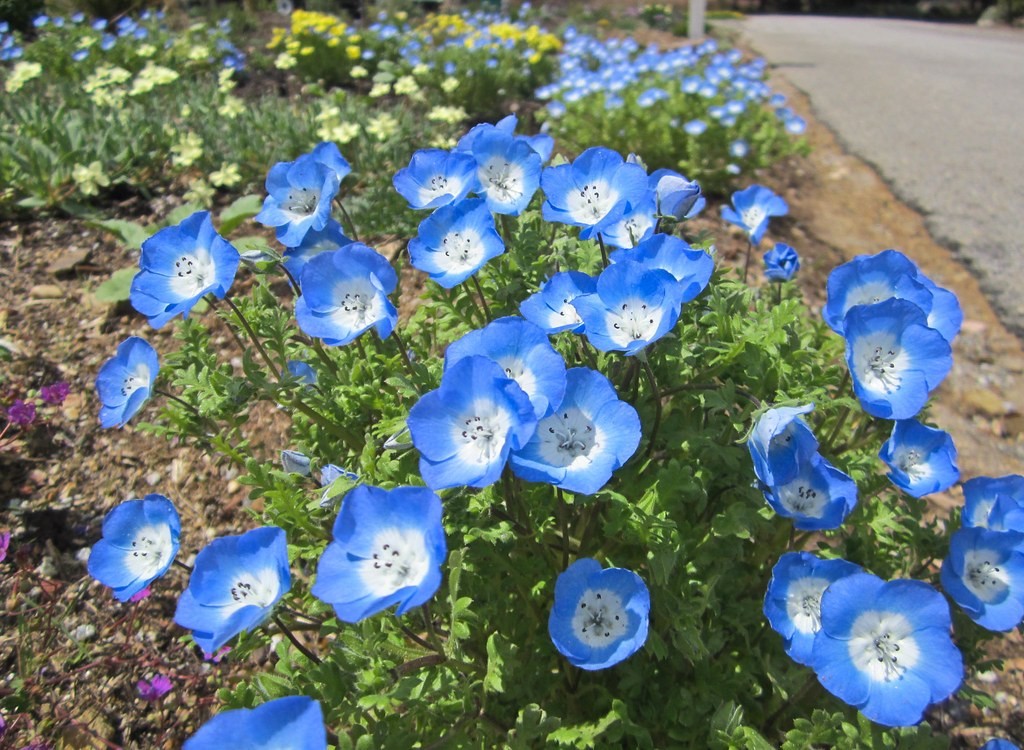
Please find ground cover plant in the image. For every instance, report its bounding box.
[2,3,1022,748]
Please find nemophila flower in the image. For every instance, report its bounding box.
[981,740,1019,750]
[822,249,961,342]
[519,271,596,335]
[683,119,707,136]
[393,148,479,210]
[6,399,35,426]
[312,485,446,622]
[601,196,657,250]
[318,463,358,508]
[255,142,351,248]
[407,356,537,489]
[184,695,326,750]
[95,336,159,428]
[648,168,705,221]
[609,233,714,304]
[87,495,180,602]
[748,403,819,487]
[40,381,70,405]
[763,552,862,666]
[137,674,173,701]
[280,450,311,476]
[763,243,800,281]
[286,360,317,386]
[963,475,1024,530]
[720,184,788,245]
[810,573,963,727]
[541,146,648,240]
[941,526,1024,632]
[548,558,650,670]
[879,419,958,498]
[407,198,504,288]
[470,130,542,215]
[573,260,680,356]
[445,317,566,419]
[763,453,858,530]
[174,526,291,653]
[130,211,240,328]
[295,244,398,346]
[510,367,640,495]
[844,298,952,420]
[282,219,352,280]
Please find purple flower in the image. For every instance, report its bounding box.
[0,530,9,563]
[137,674,173,701]
[6,399,36,426]
[40,381,70,405]
[129,586,152,602]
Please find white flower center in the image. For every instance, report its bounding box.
[123,523,173,579]
[120,362,151,399]
[895,448,929,481]
[848,610,919,682]
[845,280,894,310]
[283,187,321,218]
[566,179,618,223]
[330,278,383,330]
[481,158,524,203]
[225,568,280,612]
[452,399,513,466]
[740,205,766,232]
[784,576,829,634]
[359,527,429,596]
[536,407,598,468]
[438,228,483,271]
[776,476,828,518]
[963,549,1009,603]
[571,587,629,647]
[607,300,662,347]
[169,249,216,298]
[853,333,907,395]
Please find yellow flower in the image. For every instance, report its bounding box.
[441,76,460,94]
[368,81,391,98]
[129,63,179,96]
[5,61,42,93]
[427,105,468,124]
[218,68,236,93]
[350,65,368,79]
[137,43,156,58]
[184,179,214,206]
[393,75,418,96]
[430,135,457,150]
[171,132,204,168]
[324,122,360,145]
[327,38,340,48]
[275,52,298,70]
[365,113,399,142]
[210,163,242,188]
[300,45,314,56]
[217,95,245,119]
[71,161,110,197]
[412,63,429,77]
[346,45,361,60]
[187,44,210,61]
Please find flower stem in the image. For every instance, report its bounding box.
[742,238,754,284]
[597,233,609,267]
[639,354,663,461]
[222,295,277,376]
[471,276,492,322]
[388,328,420,391]
[272,613,321,664]
[335,198,361,243]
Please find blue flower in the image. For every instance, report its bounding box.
[519,271,596,335]
[174,526,291,654]
[130,211,240,329]
[763,552,862,666]
[572,260,680,356]
[720,184,788,245]
[255,143,350,248]
[282,219,352,280]
[407,198,504,288]
[285,360,317,386]
[280,450,311,476]
[87,495,180,602]
[311,486,446,622]
[470,129,542,215]
[683,119,707,136]
[95,336,159,428]
[294,244,398,346]
[747,403,818,487]
[878,419,958,498]
[445,317,566,419]
[648,168,705,221]
[963,475,1024,530]
[941,526,1024,632]
[823,250,961,342]
[763,243,800,281]
[548,558,650,670]
[843,298,952,420]
[510,367,640,494]
[601,196,657,250]
[980,740,1020,750]
[184,695,326,750]
[318,463,358,508]
[609,233,714,304]
[540,147,648,240]
[407,356,537,490]
[455,114,553,163]
[393,148,479,210]
[810,573,963,727]
[762,453,858,530]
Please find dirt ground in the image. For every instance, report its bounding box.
[2,25,1024,749]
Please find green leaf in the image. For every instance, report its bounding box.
[484,632,517,694]
[219,194,264,235]
[92,267,136,303]
[91,218,151,250]
[165,202,205,227]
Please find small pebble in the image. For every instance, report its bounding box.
[145,471,162,487]
[71,623,96,642]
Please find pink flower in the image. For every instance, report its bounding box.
[128,585,152,603]
[136,674,173,701]
[203,646,231,663]
[6,399,35,426]
[0,531,10,563]
[40,382,70,405]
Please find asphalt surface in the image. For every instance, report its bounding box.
[723,16,1024,335]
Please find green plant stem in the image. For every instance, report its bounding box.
[597,233,609,267]
[172,559,194,573]
[639,355,663,461]
[272,613,321,664]
[310,337,341,378]
[499,213,514,246]
[335,198,361,242]
[388,328,420,390]
[285,394,361,445]
[742,238,754,284]
[279,262,301,295]
[822,405,852,453]
[153,388,203,421]
[222,295,278,375]
[471,275,492,322]
[556,489,571,569]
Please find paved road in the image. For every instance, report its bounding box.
[724,16,1024,335]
